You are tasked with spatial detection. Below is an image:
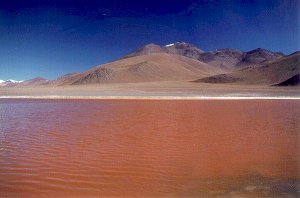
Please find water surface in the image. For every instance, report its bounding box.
[0,99,299,197]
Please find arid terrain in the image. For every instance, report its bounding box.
[1,1,299,198]
[0,82,299,99]
[1,42,299,98]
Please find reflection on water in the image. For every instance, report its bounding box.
[0,99,299,197]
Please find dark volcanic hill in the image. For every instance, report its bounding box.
[275,74,300,86]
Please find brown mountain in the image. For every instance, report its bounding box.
[57,72,81,80]
[194,52,300,85]
[65,53,222,85]
[123,43,284,71]
[198,48,284,69]
[10,73,82,87]
[123,42,204,59]
[123,44,168,59]
[5,42,296,87]
[238,48,284,66]
[164,42,204,59]
[53,72,81,85]
[198,49,245,69]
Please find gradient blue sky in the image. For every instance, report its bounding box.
[0,0,299,80]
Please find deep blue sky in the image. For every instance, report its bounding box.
[0,0,299,80]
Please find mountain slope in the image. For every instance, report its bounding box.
[198,49,245,69]
[194,52,300,85]
[238,48,284,66]
[122,43,284,71]
[19,77,50,86]
[123,44,168,59]
[164,42,204,59]
[198,48,284,69]
[53,72,82,86]
[123,42,205,59]
[66,53,222,85]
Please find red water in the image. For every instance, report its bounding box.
[0,99,299,197]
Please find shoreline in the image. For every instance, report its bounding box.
[1,95,300,100]
[1,82,299,100]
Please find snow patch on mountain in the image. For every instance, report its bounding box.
[0,79,24,86]
[6,79,24,83]
[165,43,174,47]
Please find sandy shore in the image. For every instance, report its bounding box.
[0,81,299,99]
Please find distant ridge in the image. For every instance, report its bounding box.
[123,43,284,70]
[194,52,300,85]
[19,77,50,86]
[239,48,284,65]
[0,79,24,87]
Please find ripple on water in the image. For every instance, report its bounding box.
[0,99,299,197]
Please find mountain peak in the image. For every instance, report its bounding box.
[248,48,272,54]
[123,43,167,59]
[165,41,199,48]
[0,79,24,87]
[57,72,80,80]
[30,77,47,81]
[164,41,204,59]
[243,48,284,64]
[5,79,24,83]
[143,43,160,47]
[139,43,164,51]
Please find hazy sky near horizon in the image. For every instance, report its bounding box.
[0,0,299,80]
